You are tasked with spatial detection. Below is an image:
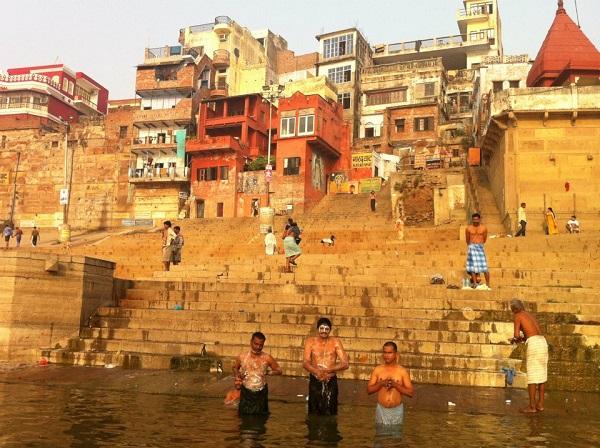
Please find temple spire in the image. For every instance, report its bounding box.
[558,0,565,12]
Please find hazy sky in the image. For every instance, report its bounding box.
[2,0,599,99]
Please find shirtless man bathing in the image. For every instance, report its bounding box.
[465,212,491,290]
[232,332,282,415]
[509,299,548,413]
[303,317,349,415]
[367,341,414,426]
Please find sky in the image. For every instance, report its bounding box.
[1,0,599,99]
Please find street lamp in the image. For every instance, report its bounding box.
[261,82,284,207]
[58,116,74,243]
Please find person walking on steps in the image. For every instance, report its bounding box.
[3,224,13,249]
[14,227,23,248]
[161,221,176,271]
[31,227,40,247]
[370,191,377,212]
[515,203,527,237]
[283,225,301,272]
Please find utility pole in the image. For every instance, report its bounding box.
[9,151,21,225]
[261,83,284,208]
[58,118,73,243]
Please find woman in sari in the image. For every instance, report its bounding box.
[545,207,558,235]
[283,226,301,272]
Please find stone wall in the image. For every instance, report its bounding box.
[390,169,466,225]
[0,111,135,230]
[0,251,115,362]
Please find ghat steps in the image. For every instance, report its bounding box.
[46,186,600,391]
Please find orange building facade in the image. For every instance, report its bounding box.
[186,91,351,217]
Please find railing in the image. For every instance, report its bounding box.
[129,166,189,180]
[133,135,179,146]
[187,16,232,33]
[361,58,442,76]
[380,32,492,56]
[212,49,231,65]
[146,45,182,59]
[447,104,473,115]
[457,8,489,18]
[0,73,62,91]
[0,101,48,111]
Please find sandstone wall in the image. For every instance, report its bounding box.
[0,251,115,362]
[0,111,135,230]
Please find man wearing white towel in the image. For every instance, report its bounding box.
[509,299,548,413]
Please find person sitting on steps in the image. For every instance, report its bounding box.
[321,235,336,246]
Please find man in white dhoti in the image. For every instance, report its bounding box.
[264,227,277,255]
[509,299,548,413]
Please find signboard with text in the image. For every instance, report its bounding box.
[351,152,373,168]
[59,188,69,205]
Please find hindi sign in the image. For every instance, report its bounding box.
[351,152,373,168]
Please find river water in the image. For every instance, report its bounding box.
[0,366,598,447]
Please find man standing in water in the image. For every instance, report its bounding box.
[465,212,491,290]
[233,332,282,415]
[303,317,349,415]
[367,342,414,426]
[509,299,548,413]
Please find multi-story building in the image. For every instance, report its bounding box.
[0,64,107,131]
[357,58,447,153]
[373,0,502,70]
[274,91,351,212]
[179,16,289,97]
[315,28,372,138]
[186,93,274,218]
[128,43,214,219]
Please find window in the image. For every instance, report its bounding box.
[62,78,69,92]
[283,157,301,175]
[493,81,504,93]
[323,34,354,59]
[298,115,314,135]
[119,126,128,139]
[219,33,228,42]
[366,89,407,106]
[509,80,520,88]
[414,117,434,131]
[337,92,351,109]
[364,127,375,138]
[395,119,405,133]
[219,166,229,180]
[327,65,352,84]
[197,167,218,181]
[156,66,178,81]
[280,117,296,137]
[1,135,6,149]
[424,82,436,97]
[199,69,210,88]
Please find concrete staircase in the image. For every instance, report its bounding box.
[45,187,600,392]
[468,167,505,234]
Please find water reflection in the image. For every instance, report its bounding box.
[239,414,268,448]
[0,381,598,447]
[306,415,342,446]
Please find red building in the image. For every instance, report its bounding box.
[0,64,108,131]
[186,91,351,217]
[186,94,274,218]
[273,92,350,212]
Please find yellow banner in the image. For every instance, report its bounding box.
[351,152,372,168]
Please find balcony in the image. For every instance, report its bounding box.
[128,165,190,184]
[133,99,193,128]
[362,58,443,77]
[186,135,245,154]
[209,83,229,98]
[372,32,494,69]
[141,45,202,66]
[132,135,180,150]
[447,104,473,116]
[213,16,232,34]
[213,49,231,67]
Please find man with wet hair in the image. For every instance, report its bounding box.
[303,317,349,415]
[367,341,414,426]
[509,299,548,413]
[233,331,282,415]
[465,212,491,290]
